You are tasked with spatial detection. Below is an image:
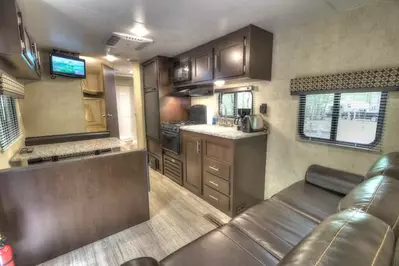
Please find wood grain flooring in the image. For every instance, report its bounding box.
[39,169,230,266]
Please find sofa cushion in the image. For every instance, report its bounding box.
[305,165,365,195]
[272,180,342,223]
[339,175,399,235]
[229,198,318,260]
[160,225,278,266]
[279,209,395,266]
[366,152,399,179]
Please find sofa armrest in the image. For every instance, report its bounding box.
[120,257,160,266]
[305,165,365,195]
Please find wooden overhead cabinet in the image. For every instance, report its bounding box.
[173,24,273,86]
[214,25,273,81]
[191,45,214,83]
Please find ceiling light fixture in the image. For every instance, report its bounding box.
[79,56,97,63]
[104,54,118,62]
[214,80,226,87]
[130,24,149,37]
[128,70,133,74]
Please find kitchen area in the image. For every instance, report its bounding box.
[0,1,148,265]
[0,0,273,262]
[143,24,273,217]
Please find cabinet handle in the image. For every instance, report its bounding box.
[196,141,201,154]
[214,54,218,70]
[208,56,211,70]
[209,166,219,172]
[209,195,219,201]
[209,180,219,187]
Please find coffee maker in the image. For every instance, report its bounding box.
[234,108,251,131]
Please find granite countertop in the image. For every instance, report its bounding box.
[10,138,127,163]
[180,125,267,139]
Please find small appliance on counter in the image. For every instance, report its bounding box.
[234,108,252,131]
[241,115,265,133]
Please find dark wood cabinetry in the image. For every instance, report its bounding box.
[164,154,183,185]
[142,56,190,142]
[181,130,267,217]
[214,25,273,81]
[191,45,213,83]
[142,56,190,173]
[143,60,158,90]
[173,24,273,87]
[182,132,203,195]
[214,29,247,80]
[0,0,41,80]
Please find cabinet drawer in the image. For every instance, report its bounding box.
[204,172,230,196]
[204,157,230,181]
[204,186,230,212]
[204,139,232,163]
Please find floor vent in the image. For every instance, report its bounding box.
[203,214,224,227]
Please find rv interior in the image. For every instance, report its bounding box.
[0,0,399,265]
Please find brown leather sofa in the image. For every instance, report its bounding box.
[122,152,399,266]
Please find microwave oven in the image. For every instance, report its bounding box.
[173,58,191,83]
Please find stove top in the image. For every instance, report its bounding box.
[161,121,201,132]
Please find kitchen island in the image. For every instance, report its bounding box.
[10,137,128,166]
[0,144,149,265]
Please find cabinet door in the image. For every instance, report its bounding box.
[144,88,160,141]
[102,64,120,138]
[143,60,157,90]
[183,134,202,195]
[192,47,213,82]
[214,34,246,80]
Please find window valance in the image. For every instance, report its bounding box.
[290,67,399,95]
[0,71,24,98]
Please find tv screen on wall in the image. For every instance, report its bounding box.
[49,53,86,78]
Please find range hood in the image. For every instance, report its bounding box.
[170,84,214,97]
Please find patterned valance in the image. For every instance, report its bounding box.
[290,67,399,95]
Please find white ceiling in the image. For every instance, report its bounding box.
[17,0,376,70]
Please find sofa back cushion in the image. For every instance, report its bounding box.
[305,165,365,195]
[278,209,395,266]
[366,152,399,179]
[338,175,399,235]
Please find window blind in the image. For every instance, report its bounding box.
[297,91,388,152]
[0,95,20,151]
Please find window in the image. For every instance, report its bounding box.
[298,91,387,150]
[218,91,253,117]
[0,95,20,151]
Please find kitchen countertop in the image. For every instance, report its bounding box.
[10,137,128,164]
[180,125,267,139]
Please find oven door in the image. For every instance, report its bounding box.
[161,131,180,154]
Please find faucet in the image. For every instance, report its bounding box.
[219,104,232,127]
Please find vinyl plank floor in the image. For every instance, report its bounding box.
[39,169,230,266]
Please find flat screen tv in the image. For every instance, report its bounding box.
[49,53,86,78]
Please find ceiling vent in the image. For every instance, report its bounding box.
[106,32,154,51]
